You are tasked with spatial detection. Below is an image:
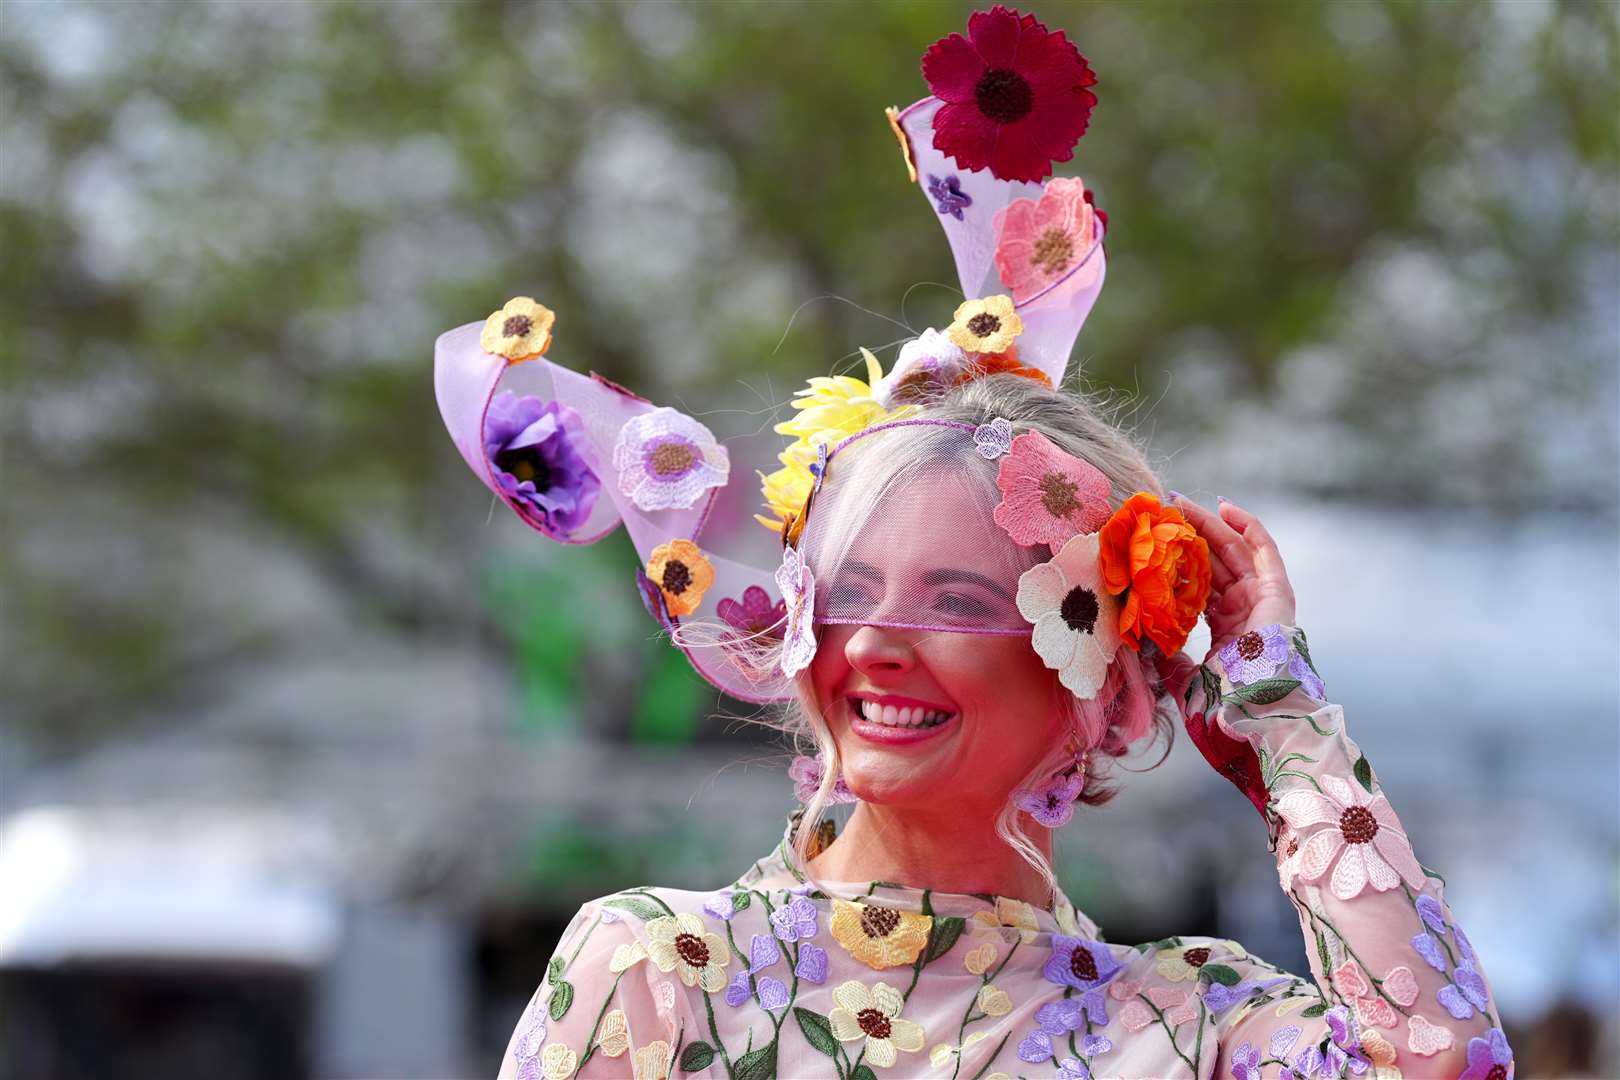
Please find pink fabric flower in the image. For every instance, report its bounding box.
[993,430,1112,548]
[1276,774,1425,900]
[921,6,1098,183]
[993,177,1099,303]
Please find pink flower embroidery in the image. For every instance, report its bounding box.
[993,430,1112,549]
[993,177,1100,303]
[1277,774,1425,900]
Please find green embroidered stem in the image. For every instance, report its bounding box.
[565,915,602,969]
[1132,991,1197,1074]
[1189,997,1207,1076]
[573,970,627,1071]
[1292,887,1412,1016]
[700,987,735,1080]
[964,1033,1011,1080]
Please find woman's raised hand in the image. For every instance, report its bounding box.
[1171,494,1297,662]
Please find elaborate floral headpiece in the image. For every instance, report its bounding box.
[433,7,1210,723]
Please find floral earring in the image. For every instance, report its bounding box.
[1010,736,1092,829]
[788,754,858,806]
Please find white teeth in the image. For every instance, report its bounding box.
[857,701,952,728]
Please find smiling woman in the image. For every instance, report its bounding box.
[440,7,1512,1078]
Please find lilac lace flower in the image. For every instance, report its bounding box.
[776,544,817,676]
[636,567,676,630]
[1284,1043,1325,1079]
[786,755,858,806]
[1016,999,1083,1063]
[1458,1027,1514,1080]
[511,994,548,1080]
[1205,975,1292,1012]
[1080,1033,1112,1056]
[1229,1041,1262,1080]
[702,891,737,921]
[1415,894,1448,934]
[484,392,600,536]
[927,173,973,220]
[1438,958,1491,1019]
[1013,772,1085,828]
[1412,931,1448,973]
[1287,650,1326,699]
[974,416,1015,459]
[874,327,969,407]
[1043,934,1122,992]
[1269,1026,1301,1061]
[611,406,729,512]
[723,932,789,1010]
[769,895,819,943]
[795,941,829,984]
[1322,1004,1371,1076]
[1056,1058,1091,1080]
[1217,623,1291,686]
[809,441,828,493]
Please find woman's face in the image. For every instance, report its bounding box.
[806,471,1067,818]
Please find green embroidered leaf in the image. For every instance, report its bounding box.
[1223,677,1302,705]
[1200,963,1242,986]
[733,1043,777,1080]
[603,896,666,921]
[793,1007,839,1058]
[923,916,966,964]
[1291,629,1315,672]
[1300,1001,1327,1018]
[547,956,564,982]
[1353,754,1375,793]
[851,1066,879,1080]
[548,979,574,1021]
[1314,930,1332,976]
[679,1041,715,1072]
[731,890,752,911]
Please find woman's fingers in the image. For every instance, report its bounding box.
[1216,499,1292,590]
[1170,493,1254,586]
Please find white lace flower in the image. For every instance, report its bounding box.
[1277,774,1425,899]
[776,544,818,676]
[873,328,970,406]
[828,978,927,1068]
[612,407,729,511]
[1015,532,1121,699]
[644,911,732,992]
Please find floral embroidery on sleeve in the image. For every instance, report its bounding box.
[829,899,933,970]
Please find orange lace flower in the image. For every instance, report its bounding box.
[1096,492,1211,656]
[645,539,715,618]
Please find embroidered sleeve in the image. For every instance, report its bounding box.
[1186,625,1511,1080]
[497,896,689,1080]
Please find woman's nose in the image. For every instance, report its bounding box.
[844,623,917,673]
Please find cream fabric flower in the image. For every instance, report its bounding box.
[963,941,998,975]
[632,1039,674,1080]
[540,1042,577,1080]
[1016,532,1121,699]
[827,978,926,1068]
[608,941,648,973]
[970,896,1041,944]
[645,912,731,992]
[596,1009,630,1058]
[977,983,1013,1017]
[928,1030,989,1068]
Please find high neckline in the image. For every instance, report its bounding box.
[732,813,1102,941]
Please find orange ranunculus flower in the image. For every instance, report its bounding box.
[954,345,1053,388]
[1096,492,1211,656]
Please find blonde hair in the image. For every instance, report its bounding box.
[678,373,1179,907]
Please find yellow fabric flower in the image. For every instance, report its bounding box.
[970,897,1040,944]
[608,941,648,973]
[632,1039,674,1080]
[645,911,731,992]
[829,899,933,970]
[773,348,916,450]
[1155,940,1246,983]
[928,1030,989,1068]
[481,296,555,363]
[541,1042,577,1080]
[827,978,927,1068]
[597,1009,630,1058]
[754,443,818,540]
[645,539,715,618]
[885,106,918,184]
[976,983,1013,1017]
[963,941,998,976]
[947,295,1023,355]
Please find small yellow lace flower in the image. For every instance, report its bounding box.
[645,540,715,618]
[829,899,933,970]
[1155,939,1246,983]
[481,296,555,363]
[885,106,918,184]
[928,1030,989,1068]
[645,911,731,992]
[541,1042,577,1080]
[976,983,1013,1017]
[963,941,998,975]
[597,1009,630,1058]
[947,295,1023,355]
[971,896,1040,944]
[773,349,916,450]
[632,1039,674,1080]
[828,978,927,1068]
[608,941,648,973]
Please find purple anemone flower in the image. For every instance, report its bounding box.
[1043,934,1123,992]
[1458,1027,1514,1080]
[484,392,599,536]
[1287,650,1326,699]
[1014,772,1085,829]
[1217,623,1291,686]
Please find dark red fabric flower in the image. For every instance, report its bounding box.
[921,5,1098,183]
[1082,187,1108,235]
[1184,711,1270,822]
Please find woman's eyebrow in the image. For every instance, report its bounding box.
[841,560,1011,601]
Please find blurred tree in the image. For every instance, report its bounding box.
[0,0,1614,749]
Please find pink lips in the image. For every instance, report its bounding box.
[847,698,958,746]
